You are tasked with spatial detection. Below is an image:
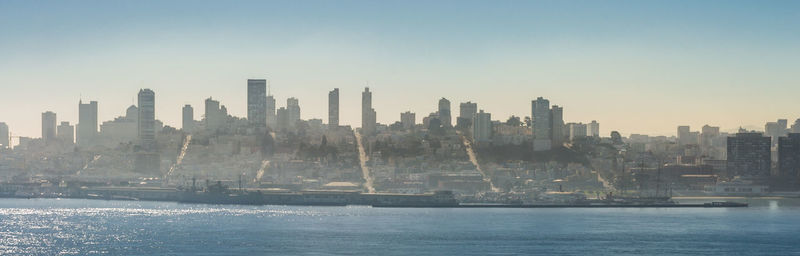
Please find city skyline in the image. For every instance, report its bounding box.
[2,1,800,138]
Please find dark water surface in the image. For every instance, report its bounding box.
[1,198,798,255]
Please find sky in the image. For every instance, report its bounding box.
[1,0,799,139]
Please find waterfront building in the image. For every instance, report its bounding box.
[778,133,800,182]
[727,132,771,178]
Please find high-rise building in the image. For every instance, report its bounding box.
[473,110,492,143]
[287,97,301,128]
[0,122,9,148]
[458,101,477,128]
[276,107,289,131]
[41,111,57,142]
[727,132,771,178]
[205,97,223,131]
[765,119,788,146]
[57,121,74,144]
[328,88,339,128]
[700,125,720,147]
[361,87,376,135]
[531,97,552,151]
[182,104,194,132]
[77,100,98,147]
[401,111,416,130]
[791,119,800,133]
[136,89,159,174]
[438,98,451,128]
[137,89,156,150]
[567,122,587,141]
[778,133,800,182]
[550,105,564,146]
[587,120,600,137]
[247,79,267,127]
[677,125,699,145]
[266,95,276,130]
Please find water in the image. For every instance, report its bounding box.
[1,199,799,255]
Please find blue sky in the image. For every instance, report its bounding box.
[1,0,799,138]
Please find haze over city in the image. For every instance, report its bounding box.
[2,0,800,138]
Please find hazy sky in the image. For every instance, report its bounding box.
[1,0,799,139]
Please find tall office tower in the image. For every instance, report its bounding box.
[700,125,720,147]
[137,89,156,150]
[266,95,276,130]
[550,105,564,146]
[0,122,8,148]
[778,133,800,182]
[766,120,788,146]
[136,89,159,174]
[361,87,376,135]
[204,97,223,131]
[77,100,98,147]
[727,132,771,178]
[401,111,416,130]
[276,107,289,131]
[473,110,492,143]
[531,97,552,151]
[328,88,339,128]
[458,101,477,128]
[57,121,74,144]
[247,79,267,127]
[677,125,699,145]
[182,104,194,132]
[438,98,452,128]
[41,111,57,142]
[588,120,600,137]
[567,122,587,141]
[287,97,301,127]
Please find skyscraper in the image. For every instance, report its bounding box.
[473,110,492,143]
[205,97,223,131]
[247,79,267,127]
[458,101,477,128]
[276,107,289,131]
[57,121,74,144]
[287,97,301,128]
[438,98,451,128]
[550,105,564,146]
[362,87,376,135]
[778,133,800,182]
[41,111,57,142]
[137,89,156,150]
[401,111,416,130]
[567,122,587,141]
[136,89,159,174]
[0,122,8,148]
[328,88,339,128]
[77,100,98,147]
[531,97,551,151]
[182,104,194,132]
[727,132,771,178]
[266,94,276,130]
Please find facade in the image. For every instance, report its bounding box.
[588,120,600,137]
[41,111,57,142]
[438,98,452,128]
[247,79,267,127]
[57,121,74,144]
[361,87,376,135]
[0,122,9,148]
[677,126,699,145]
[205,97,223,131]
[276,107,289,131]
[99,105,138,146]
[531,97,552,151]
[472,110,492,143]
[328,88,339,128]
[401,111,415,130]
[726,132,771,178]
[182,104,194,132]
[778,133,800,181]
[77,100,98,147]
